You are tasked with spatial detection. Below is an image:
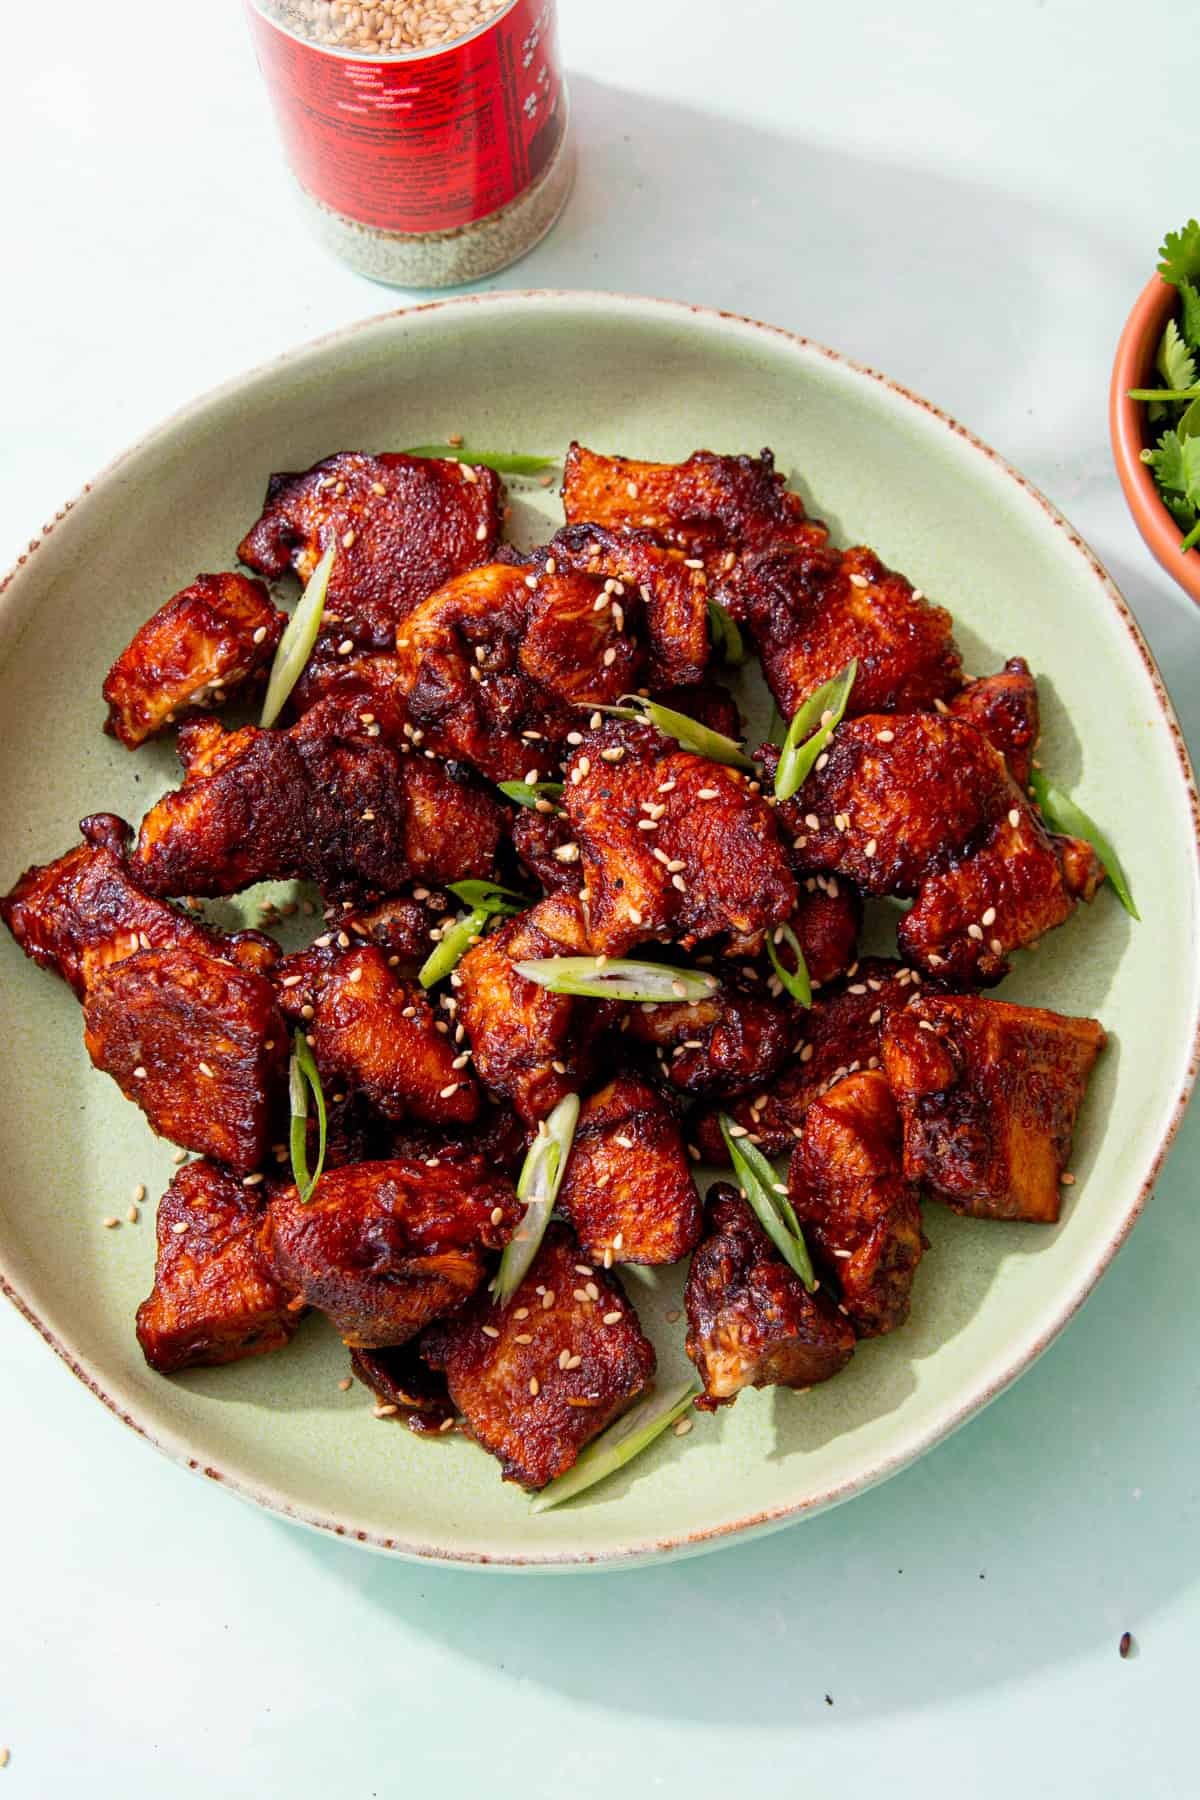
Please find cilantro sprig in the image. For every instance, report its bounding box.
[1128,218,1200,555]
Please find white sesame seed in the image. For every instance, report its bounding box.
[514,1332,533,1344]
[542,1290,555,1309]
[981,906,997,926]
[102,1215,119,1229]
[991,938,1004,956]
[173,1148,187,1164]
[197,1062,214,1079]
[877,729,895,743]
[1009,808,1022,828]
[848,572,869,588]
[968,924,984,941]
[529,1377,540,1396]
[637,818,659,831]
[864,838,878,858]
[673,1416,694,1437]
[374,1404,399,1419]
[602,1310,622,1325]
[172,1220,189,1234]
[338,1376,353,1391]
[482,1325,500,1339]
[474,523,488,541]
[439,1083,460,1098]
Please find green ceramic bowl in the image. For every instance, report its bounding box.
[1,293,1196,1569]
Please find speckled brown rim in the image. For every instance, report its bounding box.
[2,290,1198,1571]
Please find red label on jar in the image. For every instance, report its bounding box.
[247,0,566,235]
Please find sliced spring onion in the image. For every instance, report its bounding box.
[630,696,757,772]
[418,907,488,988]
[774,658,858,802]
[289,1028,328,1204]
[707,598,746,666]
[497,779,565,809]
[767,921,812,1007]
[719,1114,815,1289]
[494,1093,580,1307]
[1029,769,1140,921]
[401,446,557,476]
[530,1379,700,1512]
[446,878,530,914]
[260,545,336,729]
[513,956,720,1004]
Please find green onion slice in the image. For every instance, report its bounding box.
[1029,769,1140,921]
[418,907,488,988]
[402,446,556,476]
[530,1379,700,1512]
[494,1093,580,1307]
[767,922,812,1007]
[513,956,720,1004]
[583,694,755,771]
[774,659,858,802]
[260,544,335,729]
[707,598,746,666]
[719,1114,815,1288]
[447,879,530,914]
[289,1028,328,1204]
[497,779,565,809]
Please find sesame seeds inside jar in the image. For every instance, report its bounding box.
[246,0,575,287]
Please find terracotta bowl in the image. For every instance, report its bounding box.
[1110,273,1200,604]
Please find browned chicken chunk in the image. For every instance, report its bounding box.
[511,803,582,895]
[787,876,862,986]
[333,888,453,969]
[684,1186,855,1410]
[135,1161,301,1374]
[882,994,1105,1224]
[131,700,506,899]
[102,573,284,749]
[82,944,288,1173]
[555,1075,702,1264]
[564,721,795,954]
[237,451,503,650]
[626,978,792,1099]
[349,1343,456,1432]
[265,1159,520,1346]
[455,892,611,1123]
[288,642,409,736]
[949,658,1040,787]
[421,1225,657,1488]
[731,542,962,720]
[549,523,709,687]
[788,1071,925,1337]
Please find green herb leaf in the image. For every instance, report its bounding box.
[497,779,565,809]
[289,1028,328,1203]
[446,879,530,915]
[1157,220,1200,289]
[402,445,556,476]
[1029,769,1139,921]
[1179,280,1200,352]
[1128,387,1200,403]
[774,658,858,801]
[707,598,746,666]
[418,907,488,988]
[512,955,720,1004]
[529,1379,700,1512]
[1142,430,1200,547]
[766,922,812,1007]
[719,1115,815,1288]
[1156,318,1198,394]
[1178,396,1200,442]
[494,1093,580,1307]
[260,545,335,729]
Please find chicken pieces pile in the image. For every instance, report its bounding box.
[2,441,1111,1487]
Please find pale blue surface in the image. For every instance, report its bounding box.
[2,1,1197,1792]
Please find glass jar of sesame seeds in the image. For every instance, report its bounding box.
[245,0,574,287]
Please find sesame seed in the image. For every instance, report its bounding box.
[566,1353,583,1370]
[529,1377,540,1396]
[585,1281,600,1300]
[439,1083,460,1098]
[673,1416,694,1436]
[1008,808,1021,828]
[482,1325,500,1339]
[626,482,639,498]
[338,1376,353,1391]
[967,924,984,941]
[800,1044,814,1062]
[514,1307,530,1320]
[934,698,950,715]
[848,572,869,588]
[198,1062,214,1078]
[374,1404,399,1419]
[637,818,659,831]
[102,1215,119,1229]
[558,1348,572,1369]
[602,647,618,666]
[243,1173,264,1187]
[542,1291,556,1309]
[173,1149,187,1164]
[133,1065,147,1080]
[1060,1171,1077,1186]
[665,1308,682,1324]
[602,1310,622,1325]
[172,1220,189,1234]
[804,813,820,830]
[981,906,997,927]
[877,729,895,743]
[474,523,488,541]
[727,1122,749,1138]
[864,838,878,858]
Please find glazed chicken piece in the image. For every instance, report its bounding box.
[421,1225,657,1489]
[454,892,611,1124]
[562,443,827,575]
[788,1071,925,1337]
[237,451,503,650]
[288,641,409,737]
[548,522,709,687]
[265,1159,520,1346]
[131,699,506,899]
[82,944,288,1173]
[393,560,639,782]
[555,1075,702,1265]
[0,813,276,999]
[135,1161,302,1375]
[731,542,962,721]
[882,994,1106,1224]
[331,889,454,969]
[102,572,284,749]
[653,680,743,740]
[564,721,795,954]
[684,1186,855,1411]
[692,959,924,1162]
[349,1343,456,1433]
[626,976,792,1099]
[786,876,862,987]
[383,1103,528,1179]
[949,658,1040,787]
[511,802,582,895]
[273,941,480,1125]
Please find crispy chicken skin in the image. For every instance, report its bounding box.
[788,1072,925,1337]
[421,1225,657,1489]
[731,542,962,720]
[393,561,638,781]
[237,451,503,650]
[274,942,479,1125]
[684,1186,855,1410]
[131,701,506,899]
[349,1343,455,1431]
[626,979,792,1099]
[949,658,1040,787]
[693,959,924,1162]
[288,642,409,736]
[548,522,709,687]
[555,1075,702,1265]
[102,573,284,749]
[265,1159,520,1347]
[82,945,288,1173]
[136,1162,301,1375]
[564,721,795,954]
[0,814,277,998]
[330,889,453,970]
[455,892,611,1124]
[882,994,1105,1224]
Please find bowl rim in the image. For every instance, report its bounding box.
[2,288,1199,1569]
[1109,271,1200,605]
